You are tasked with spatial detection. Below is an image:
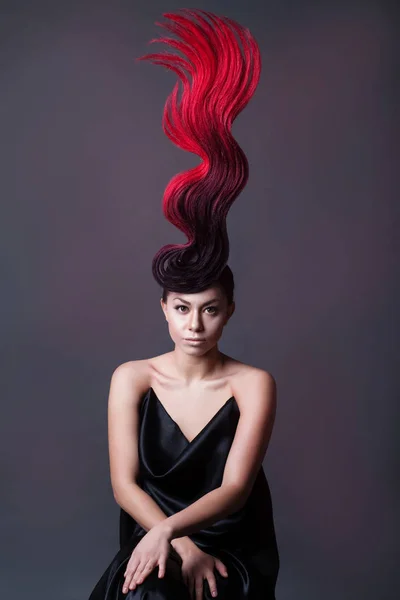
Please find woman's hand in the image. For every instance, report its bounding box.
[180,545,228,600]
[122,523,172,594]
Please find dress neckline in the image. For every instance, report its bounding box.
[148,386,237,445]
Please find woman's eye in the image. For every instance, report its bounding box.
[175,305,188,312]
[174,306,218,314]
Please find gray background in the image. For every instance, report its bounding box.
[1,0,398,598]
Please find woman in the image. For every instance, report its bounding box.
[88,8,280,600]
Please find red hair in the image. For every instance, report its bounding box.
[137,9,261,296]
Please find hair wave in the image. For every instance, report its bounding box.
[137,8,261,298]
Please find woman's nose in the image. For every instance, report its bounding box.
[189,313,203,330]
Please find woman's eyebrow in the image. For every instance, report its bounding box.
[173,297,220,306]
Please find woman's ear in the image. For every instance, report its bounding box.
[226,301,235,323]
[160,298,168,321]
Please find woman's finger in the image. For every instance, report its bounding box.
[127,557,144,590]
[206,572,218,597]
[127,554,140,578]
[125,570,138,593]
[195,576,204,600]
[157,555,167,578]
[215,558,229,577]
[123,571,135,594]
[186,574,195,600]
[131,559,152,587]
[123,556,140,593]
[123,555,136,578]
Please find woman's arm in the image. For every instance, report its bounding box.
[161,370,277,540]
[108,362,197,558]
[115,481,194,559]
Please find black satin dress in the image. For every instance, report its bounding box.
[88,387,279,599]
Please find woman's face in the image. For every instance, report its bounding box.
[161,285,235,353]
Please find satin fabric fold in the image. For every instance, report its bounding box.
[88,387,279,599]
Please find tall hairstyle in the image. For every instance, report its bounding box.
[137,9,261,305]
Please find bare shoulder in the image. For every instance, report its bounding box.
[111,351,176,396]
[109,358,151,406]
[229,359,277,411]
[226,355,276,388]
